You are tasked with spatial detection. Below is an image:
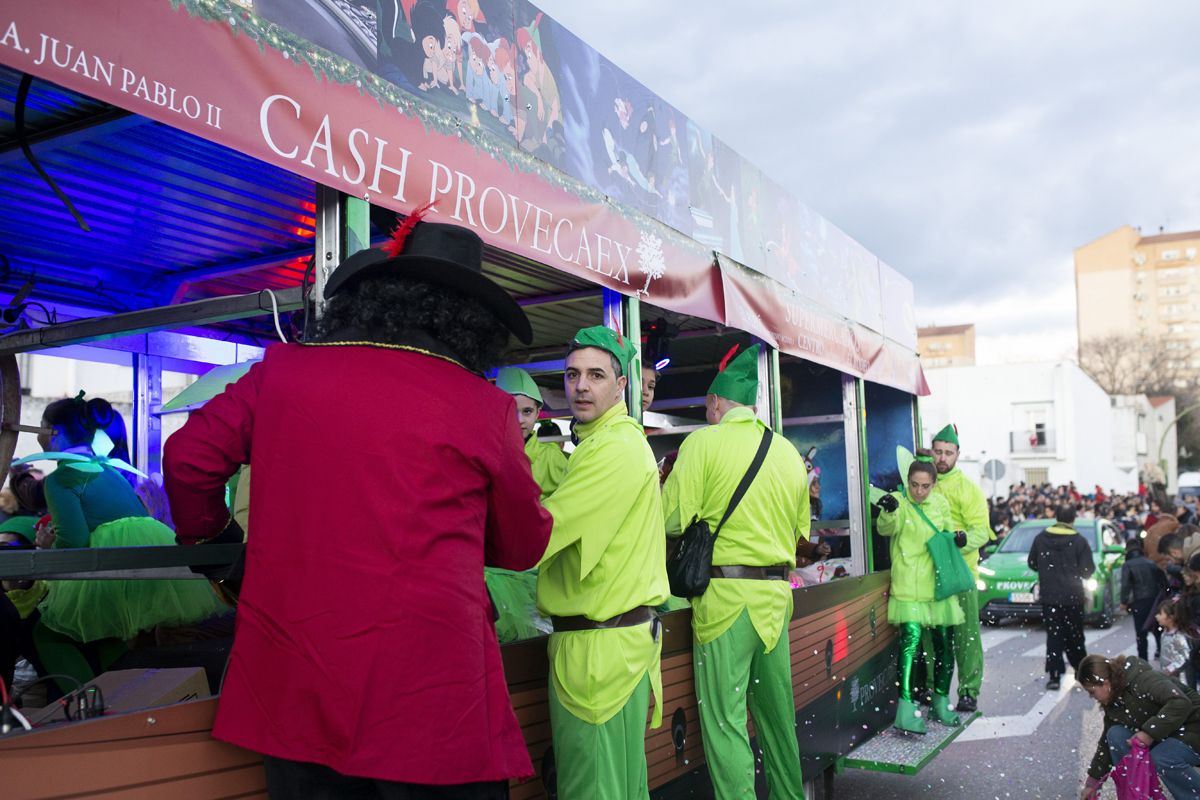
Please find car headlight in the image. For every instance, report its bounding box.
[978,565,995,576]
[976,579,987,591]
[1084,578,1099,592]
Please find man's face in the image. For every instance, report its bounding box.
[565,348,626,424]
[908,471,935,504]
[513,394,539,438]
[932,441,959,474]
[641,366,657,411]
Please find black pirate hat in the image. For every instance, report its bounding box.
[324,208,532,344]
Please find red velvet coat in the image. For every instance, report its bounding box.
[164,343,552,784]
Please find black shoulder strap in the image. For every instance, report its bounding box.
[714,427,774,536]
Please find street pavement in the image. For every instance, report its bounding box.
[835,612,1143,799]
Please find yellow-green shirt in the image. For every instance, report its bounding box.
[6,580,47,619]
[931,466,993,577]
[662,406,810,650]
[524,434,568,500]
[537,401,669,726]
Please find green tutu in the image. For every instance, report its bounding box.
[486,567,552,643]
[887,597,964,627]
[39,516,227,643]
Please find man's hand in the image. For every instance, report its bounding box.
[954,530,968,548]
[876,494,899,513]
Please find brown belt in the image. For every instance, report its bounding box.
[711,565,790,580]
[552,605,656,633]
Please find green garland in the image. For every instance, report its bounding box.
[165,0,704,257]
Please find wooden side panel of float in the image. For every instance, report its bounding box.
[0,697,266,800]
[0,575,892,799]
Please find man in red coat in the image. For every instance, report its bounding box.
[165,220,552,799]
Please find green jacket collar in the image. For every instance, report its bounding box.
[1047,523,1077,535]
[718,406,759,426]
[572,400,630,443]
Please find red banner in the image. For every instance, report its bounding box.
[0,1,925,394]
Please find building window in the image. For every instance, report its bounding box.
[1162,249,1182,262]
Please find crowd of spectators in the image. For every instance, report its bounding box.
[987,480,1195,542]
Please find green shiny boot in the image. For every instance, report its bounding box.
[931,693,960,726]
[894,698,927,734]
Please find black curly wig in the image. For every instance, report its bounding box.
[316,276,511,373]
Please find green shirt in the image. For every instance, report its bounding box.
[662,406,810,649]
[524,434,568,500]
[45,464,148,549]
[537,401,669,725]
[931,467,993,577]
[876,490,951,603]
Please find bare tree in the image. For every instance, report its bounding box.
[1078,334,1193,396]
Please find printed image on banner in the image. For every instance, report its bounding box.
[250,0,376,69]
[517,6,692,235]
[373,0,519,144]
[686,125,741,259]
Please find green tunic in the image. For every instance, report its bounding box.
[876,491,964,627]
[524,433,568,500]
[662,406,809,649]
[537,400,670,726]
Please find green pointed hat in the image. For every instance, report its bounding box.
[932,423,960,448]
[0,515,36,544]
[496,367,543,405]
[570,325,638,376]
[708,344,760,405]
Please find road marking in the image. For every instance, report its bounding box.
[955,675,1078,742]
[1019,627,1124,658]
[980,628,1034,651]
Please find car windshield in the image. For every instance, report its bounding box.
[997,521,1099,553]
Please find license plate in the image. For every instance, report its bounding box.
[1010,592,1035,604]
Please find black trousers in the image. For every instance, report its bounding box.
[263,756,510,800]
[1129,596,1162,662]
[0,593,19,694]
[1043,602,1086,678]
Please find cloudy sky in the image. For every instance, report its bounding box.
[535,1,1200,363]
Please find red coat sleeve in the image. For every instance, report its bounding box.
[164,360,263,544]
[484,396,552,571]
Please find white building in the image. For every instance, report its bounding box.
[1111,394,1178,494]
[921,360,1142,496]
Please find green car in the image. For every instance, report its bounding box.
[977,518,1126,628]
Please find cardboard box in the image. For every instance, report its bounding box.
[27,667,210,727]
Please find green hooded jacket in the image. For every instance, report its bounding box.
[876,490,952,603]
[931,466,993,578]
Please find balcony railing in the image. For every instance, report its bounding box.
[1010,429,1055,454]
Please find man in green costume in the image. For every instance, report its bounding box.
[496,366,568,499]
[484,367,568,644]
[537,325,670,799]
[662,344,808,799]
[930,423,994,713]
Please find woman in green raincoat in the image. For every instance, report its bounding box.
[873,459,966,733]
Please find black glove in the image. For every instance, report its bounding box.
[953,530,968,548]
[876,494,899,513]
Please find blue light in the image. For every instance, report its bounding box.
[655,357,671,371]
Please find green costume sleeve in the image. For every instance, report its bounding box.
[526,437,568,499]
[541,423,653,580]
[875,494,903,537]
[45,472,91,549]
[796,469,811,544]
[957,478,993,549]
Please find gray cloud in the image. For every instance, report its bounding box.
[534,1,1200,343]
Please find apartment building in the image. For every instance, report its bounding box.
[1075,225,1200,376]
[917,323,976,368]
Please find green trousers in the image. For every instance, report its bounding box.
[549,672,651,800]
[898,623,954,700]
[32,621,126,694]
[952,589,983,698]
[695,610,805,800]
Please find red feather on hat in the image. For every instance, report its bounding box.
[718,344,740,372]
[382,202,435,258]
